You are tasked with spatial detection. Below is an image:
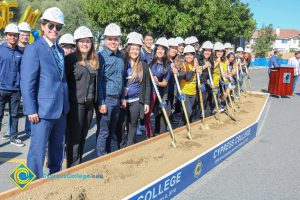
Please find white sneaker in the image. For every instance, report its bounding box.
[2,133,10,140]
[219,105,225,112]
[10,139,25,147]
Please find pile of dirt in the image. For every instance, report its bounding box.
[7,94,267,200]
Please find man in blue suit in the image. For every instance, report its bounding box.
[20,7,69,179]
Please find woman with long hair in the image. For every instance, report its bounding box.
[65,26,99,167]
[177,45,201,126]
[199,41,214,116]
[212,42,228,112]
[168,38,181,120]
[122,36,150,146]
[226,51,239,97]
[145,37,172,137]
[236,47,246,91]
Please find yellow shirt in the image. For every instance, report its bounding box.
[212,61,227,86]
[180,63,197,95]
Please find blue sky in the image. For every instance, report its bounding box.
[242,0,300,30]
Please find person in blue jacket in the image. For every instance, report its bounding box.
[0,23,24,146]
[141,32,154,64]
[5,22,32,139]
[20,7,70,179]
[269,50,281,73]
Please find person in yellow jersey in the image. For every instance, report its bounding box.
[212,42,228,112]
[177,45,201,126]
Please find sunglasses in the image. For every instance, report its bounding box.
[7,33,19,38]
[47,23,63,31]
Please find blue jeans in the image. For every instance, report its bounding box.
[96,97,120,157]
[7,114,30,134]
[292,75,299,94]
[0,90,20,140]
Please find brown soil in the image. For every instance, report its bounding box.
[7,94,267,200]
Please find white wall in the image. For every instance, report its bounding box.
[250,36,300,52]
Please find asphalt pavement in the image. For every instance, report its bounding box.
[175,68,300,200]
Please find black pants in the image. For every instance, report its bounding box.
[117,108,126,149]
[118,101,143,147]
[94,103,100,140]
[126,101,141,146]
[0,90,20,140]
[154,102,171,135]
[66,99,94,168]
[205,86,214,115]
[178,94,196,126]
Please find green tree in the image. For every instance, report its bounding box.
[11,0,89,34]
[82,0,256,43]
[253,24,277,58]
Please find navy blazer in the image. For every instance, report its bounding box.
[20,37,70,119]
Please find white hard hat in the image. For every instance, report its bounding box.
[175,37,184,44]
[224,42,232,49]
[226,50,235,56]
[183,45,195,54]
[168,38,178,47]
[59,33,75,45]
[244,48,251,53]
[127,32,139,40]
[236,47,244,52]
[189,36,198,44]
[41,7,64,25]
[4,23,19,34]
[126,35,143,46]
[184,37,190,45]
[214,42,225,51]
[155,37,169,49]
[137,33,143,41]
[103,23,122,37]
[74,26,93,40]
[18,22,31,32]
[202,41,214,49]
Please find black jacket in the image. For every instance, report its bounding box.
[65,53,98,104]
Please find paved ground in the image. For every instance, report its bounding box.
[1,68,300,199]
[175,68,300,200]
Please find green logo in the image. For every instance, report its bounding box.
[9,163,36,190]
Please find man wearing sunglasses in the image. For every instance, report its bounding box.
[0,23,24,147]
[20,7,69,179]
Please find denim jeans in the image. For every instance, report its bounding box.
[96,97,120,157]
[7,114,30,134]
[0,90,21,140]
[292,75,299,94]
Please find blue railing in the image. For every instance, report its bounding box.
[250,58,288,67]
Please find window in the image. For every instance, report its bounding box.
[282,39,288,43]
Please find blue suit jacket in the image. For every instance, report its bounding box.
[20,37,70,119]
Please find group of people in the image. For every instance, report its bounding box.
[0,7,252,179]
[269,50,300,95]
